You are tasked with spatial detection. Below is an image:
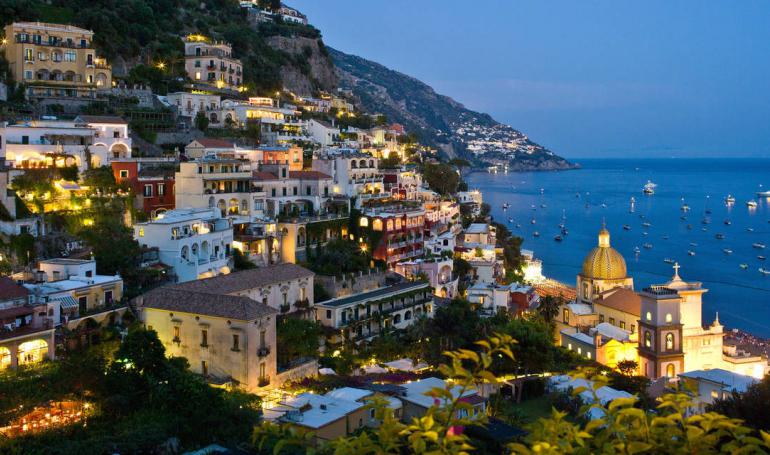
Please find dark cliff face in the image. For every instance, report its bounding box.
[329,47,576,170]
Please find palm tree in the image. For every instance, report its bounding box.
[537,295,563,324]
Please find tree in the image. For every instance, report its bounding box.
[423,163,460,196]
[194,111,209,131]
[536,295,562,325]
[83,166,119,195]
[616,359,638,376]
[233,248,256,271]
[277,318,322,366]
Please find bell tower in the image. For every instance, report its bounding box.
[638,270,685,380]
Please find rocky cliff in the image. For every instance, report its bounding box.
[329,47,576,170]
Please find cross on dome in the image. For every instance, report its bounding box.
[673,262,681,280]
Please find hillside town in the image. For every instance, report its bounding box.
[0,3,768,454]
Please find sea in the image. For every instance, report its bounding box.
[465,158,770,338]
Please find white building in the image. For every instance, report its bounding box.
[678,369,757,415]
[395,258,457,299]
[134,207,234,283]
[307,119,340,146]
[0,116,131,170]
[311,150,384,204]
[167,92,221,121]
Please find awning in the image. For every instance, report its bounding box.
[56,296,80,310]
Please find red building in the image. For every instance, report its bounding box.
[112,158,176,218]
[362,206,426,268]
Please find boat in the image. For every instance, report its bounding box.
[680,216,688,221]
[515,223,521,228]
[759,256,767,261]
[681,204,690,212]
[688,250,696,256]
[554,235,563,242]
[662,235,669,240]
[689,242,698,247]
[701,218,711,225]
[634,246,641,254]
[623,224,631,231]
[705,209,712,215]
[642,231,649,236]
[561,227,569,235]
[723,248,733,254]
[643,243,653,249]
[747,200,758,208]
[702,227,708,232]
[747,227,755,232]
[725,195,736,204]
[756,190,770,197]
[760,268,770,275]
[753,243,766,249]
[502,203,510,210]
[724,219,731,225]
[540,204,547,208]
[630,196,636,204]
[715,233,725,240]
[664,258,675,264]
[540,188,545,195]
[507,218,513,224]
[533,231,540,237]
[642,221,652,227]
[740,263,749,269]
[530,218,537,225]
[643,180,656,195]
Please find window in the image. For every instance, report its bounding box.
[609,317,615,325]
[326,309,331,319]
[138,227,144,237]
[201,360,208,376]
[577,347,582,354]
[292,186,297,196]
[259,362,266,379]
[710,390,719,399]
[24,48,33,61]
[104,290,113,304]
[158,183,165,196]
[644,331,651,348]
[24,70,33,80]
[306,186,311,196]
[78,296,88,312]
[567,343,572,350]
[619,321,626,330]
[646,311,652,321]
[630,324,636,334]
[282,188,287,196]
[271,188,276,197]
[201,329,208,347]
[64,51,76,62]
[599,314,604,323]
[586,352,592,359]
[119,170,129,179]
[259,329,266,348]
[173,326,180,340]
[666,363,675,378]
[144,184,153,197]
[666,333,674,350]
[665,313,673,323]
[195,71,201,80]
[232,334,240,351]
[562,308,569,324]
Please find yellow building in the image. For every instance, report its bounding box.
[183,35,242,91]
[561,323,639,369]
[3,22,111,100]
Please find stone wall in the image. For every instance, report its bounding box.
[315,269,387,299]
[274,358,318,388]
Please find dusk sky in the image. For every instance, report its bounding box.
[292,0,770,158]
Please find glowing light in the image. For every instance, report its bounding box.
[82,219,94,226]
[156,62,166,70]
[332,350,341,358]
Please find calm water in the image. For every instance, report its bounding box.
[466,159,770,337]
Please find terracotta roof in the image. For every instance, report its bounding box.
[193,138,235,148]
[289,170,332,180]
[76,115,127,125]
[139,288,276,320]
[252,171,279,180]
[0,277,30,301]
[172,263,314,295]
[595,288,641,317]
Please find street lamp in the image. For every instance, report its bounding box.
[156,62,166,70]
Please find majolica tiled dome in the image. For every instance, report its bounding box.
[581,226,627,280]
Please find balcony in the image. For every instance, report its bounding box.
[258,346,270,357]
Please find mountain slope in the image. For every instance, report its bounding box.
[330,47,576,170]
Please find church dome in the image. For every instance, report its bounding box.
[581,226,627,280]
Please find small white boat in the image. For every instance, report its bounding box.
[702,218,711,225]
[642,231,649,236]
[554,235,563,242]
[724,219,731,225]
[753,243,766,249]
[747,200,758,208]
[759,256,767,261]
[533,231,540,237]
[502,203,510,210]
[760,268,770,275]
[642,222,652,227]
[688,250,696,256]
[643,180,656,195]
[508,218,513,224]
[715,233,725,240]
[723,248,733,254]
[756,190,770,197]
[740,263,749,269]
[643,243,653,249]
[681,204,690,212]
[689,242,698,247]
[623,224,631,231]
[540,204,547,208]
[747,227,755,232]
[634,246,641,254]
[530,218,537,225]
[662,235,669,240]
[664,258,675,264]
[725,195,736,204]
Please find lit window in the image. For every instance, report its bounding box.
[567,343,572,350]
[138,227,144,237]
[577,347,582,354]
[586,352,592,359]
[644,331,651,348]
[710,390,718,399]
[665,313,672,323]
[646,311,652,321]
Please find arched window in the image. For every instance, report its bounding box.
[563,308,570,324]
[404,310,412,321]
[208,196,215,208]
[665,313,673,323]
[369,160,374,168]
[666,333,674,350]
[666,363,676,378]
[191,243,199,257]
[644,331,651,348]
[359,159,367,168]
[0,347,11,370]
[646,311,652,321]
[351,160,357,168]
[17,339,48,366]
[394,314,402,324]
[181,245,190,260]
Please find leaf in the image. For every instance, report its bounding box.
[627,441,652,454]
